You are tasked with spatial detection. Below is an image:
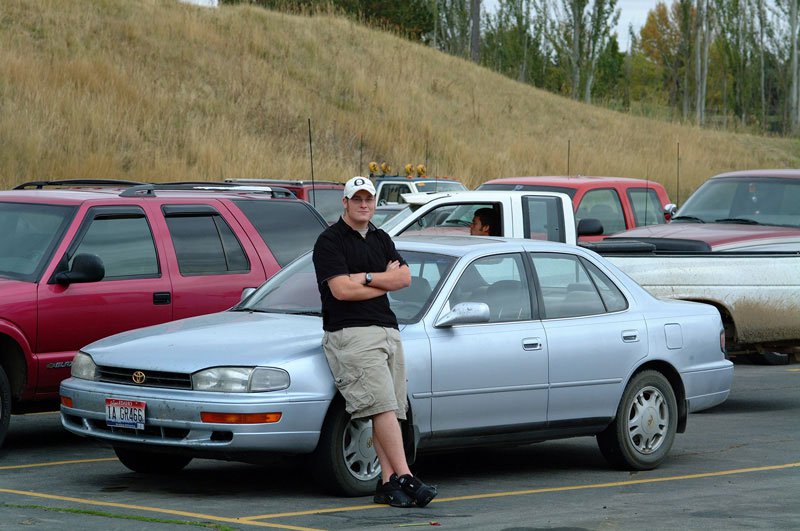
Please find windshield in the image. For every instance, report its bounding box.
[415,181,466,193]
[239,250,457,323]
[677,177,800,227]
[0,202,76,281]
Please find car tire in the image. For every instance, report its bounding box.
[0,366,10,448]
[310,402,380,497]
[596,370,677,470]
[113,446,192,474]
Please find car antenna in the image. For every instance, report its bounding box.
[645,164,650,224]
[307,118,316,208]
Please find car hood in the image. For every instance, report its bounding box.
[609,223,800,248]
[83,311,325,373]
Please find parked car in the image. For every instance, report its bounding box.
[0,180,328,447]
[608,169,800,251]
[225,179,344,224]
[60,236,732,496]
[374,176,466,206]
[477,176,672,241]
[371,203,410,227]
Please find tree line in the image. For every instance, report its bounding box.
[223,1,800,136]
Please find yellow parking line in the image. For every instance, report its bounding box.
[787,368,800,372]
[0,488,323,531]
[0,457,118,470]
[242,461,800,521]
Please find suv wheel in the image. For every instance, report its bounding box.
[0,366,10,448]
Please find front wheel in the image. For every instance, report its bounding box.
[0,366,10,448]
[310,402,380,496]
[113,446,192,474]
[597,370,677,470]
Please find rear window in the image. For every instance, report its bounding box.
[233,200,327,266]
[478,183,577,198]
[0,202,76,281]
[307,188,344,224]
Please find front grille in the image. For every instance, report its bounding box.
[97,365,192,389]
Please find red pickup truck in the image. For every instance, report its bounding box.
[0,180,328,446]
[607,169,800,251]
[477,176,672,241]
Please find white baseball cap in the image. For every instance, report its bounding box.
[343,176,376,198]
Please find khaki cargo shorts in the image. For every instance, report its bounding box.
[322,326,408,420]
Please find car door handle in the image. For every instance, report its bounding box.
[622,330,639,342]
[522,338,542,351]
[153,292,171,305]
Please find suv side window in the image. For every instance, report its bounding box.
[575,189,625,235]
[628,188,665,226]
[163,205,249,275]
[71,207,159,279]
[232,200,326,266]
[307,188,344,224]
[522,196,565,242]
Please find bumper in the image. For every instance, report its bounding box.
[682,361,735,413]
[60,377,330,456]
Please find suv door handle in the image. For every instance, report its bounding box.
[153,292,171,305]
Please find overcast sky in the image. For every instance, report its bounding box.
[483,0,658,51]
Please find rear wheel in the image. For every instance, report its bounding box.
[597,370,677,470]
[310,402,380,496]
[0,366,10,448]
[113,446,192,473]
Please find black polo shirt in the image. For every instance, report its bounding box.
[313,217,406,332]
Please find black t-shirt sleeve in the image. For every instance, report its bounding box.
[313,231,349,286]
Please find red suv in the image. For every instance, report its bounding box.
[0,180,328,446]
[478,176,672,241]
[226,179,345,224]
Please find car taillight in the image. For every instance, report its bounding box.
[720,330,726,353]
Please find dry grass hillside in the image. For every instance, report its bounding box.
[1,0,799,200]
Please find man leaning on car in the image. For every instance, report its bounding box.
[312,176,438,508]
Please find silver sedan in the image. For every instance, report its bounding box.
[60,236,733,496]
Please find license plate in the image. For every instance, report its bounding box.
[105,398,146,430]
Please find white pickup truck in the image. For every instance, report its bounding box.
[384,190,800,364]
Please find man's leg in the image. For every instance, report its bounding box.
[372,410,411,483]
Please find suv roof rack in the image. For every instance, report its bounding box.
[14,179,145,190]
[119,182,296,198]
[224,178,344,187]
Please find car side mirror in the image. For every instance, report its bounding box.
[435,302,491,327]
[240,287,257,302]
[664,203,678,221]
[54,253,105,285]
[577,218,603,237]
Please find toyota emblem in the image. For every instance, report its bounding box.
[132,371,146,384]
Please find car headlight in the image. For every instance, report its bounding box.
[71,352,97,380]
[192,367,290,392]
